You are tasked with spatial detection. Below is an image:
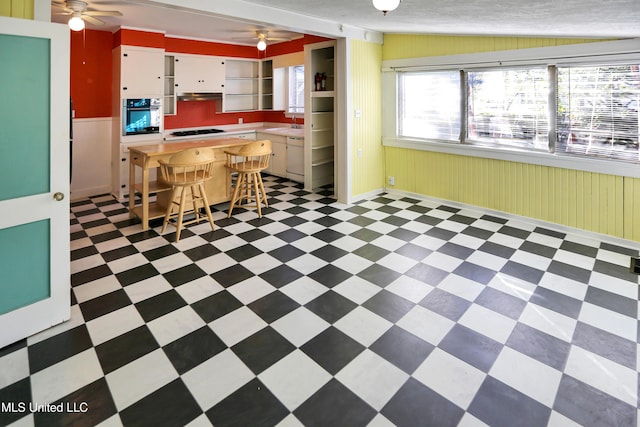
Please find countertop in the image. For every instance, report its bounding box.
[129,137,248,156]
[163,125,304,142]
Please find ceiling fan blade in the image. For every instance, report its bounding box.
[53,11,73,15]
[81,14,105,25]
[83,10,122,16]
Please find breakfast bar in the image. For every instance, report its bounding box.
[128,138,249,230]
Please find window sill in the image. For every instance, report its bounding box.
[383,137,640,179]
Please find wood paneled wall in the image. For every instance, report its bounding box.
[350,39,385,196]
[378,35,639,242]
[0,0,33,19]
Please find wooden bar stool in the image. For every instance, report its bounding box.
[225,140,272,218]
[159,147,216,242]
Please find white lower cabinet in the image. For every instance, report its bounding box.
[258,132,286,177]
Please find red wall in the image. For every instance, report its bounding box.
[70,28,331,126]
[70,29,113,118]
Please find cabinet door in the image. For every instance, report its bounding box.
[269,141,287,177]
[175,54,225,93]
[121,47,164,97]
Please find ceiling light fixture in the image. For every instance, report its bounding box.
[68,14,85,31]
[372,0,401,15]
[256,34,267,51]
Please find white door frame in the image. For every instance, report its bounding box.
[0,16,70,348]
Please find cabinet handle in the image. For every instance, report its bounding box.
[123,87,127,90]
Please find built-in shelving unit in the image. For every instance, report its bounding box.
[224,59,259,112]
[261,59,273,110]
[305,41,336,191]
[164,55,176,115]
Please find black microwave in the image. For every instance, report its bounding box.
[123,98,161,136]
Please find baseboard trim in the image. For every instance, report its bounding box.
[370,187,640,250]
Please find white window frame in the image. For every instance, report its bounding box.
[382,38,640,178]
[283,64,304,117]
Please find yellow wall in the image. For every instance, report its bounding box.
[0,0,34,19]
[380,35,640,242]
[350,39,385,196]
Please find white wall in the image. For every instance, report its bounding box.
[70,118,112,200]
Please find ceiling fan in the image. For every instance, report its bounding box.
[52,0,122,31]
[233,30,292,51]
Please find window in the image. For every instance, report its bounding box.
[388,43,640,166]
[288,65,304,114]
[398,71,460,141]
[468,68,549,150]
[557,64,640,162]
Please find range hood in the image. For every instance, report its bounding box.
[177,92,223,112]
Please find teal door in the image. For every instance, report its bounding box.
[0,17,70,348]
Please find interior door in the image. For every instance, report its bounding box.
[0,17,70,348]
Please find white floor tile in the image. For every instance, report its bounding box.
[334,307,393,347]
[86,305,145,346]
[209,307,268,346]
[147,306,206,346]
[31,349,103,405]
[413,348,485,410]
[396,306,456,346]
[182,349,254,411]
[335,349,409,410]
[458,305,516,344]
[564,345,637,406]
[259,350,331,410]
[489,347,562,406]
[270,307,330,347]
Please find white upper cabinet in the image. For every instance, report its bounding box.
[120,46,164,97]
[174,54,225,93]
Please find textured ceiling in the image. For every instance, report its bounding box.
[50,0,640,44]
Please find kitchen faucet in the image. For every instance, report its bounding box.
[292,114,300,129]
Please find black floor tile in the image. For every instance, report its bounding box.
[419,288,471,321]
[474,287,527,320]
[382,377,464,427]
[357,264,402,287]
[310,244,349,262]
[79,289,132,322]
[305,291,358,323]
[163,326,227,374]
[468,376,551,427]
[453,261,495,285]
[34,378,117,427]
[362,290,414,323]
[120,379,202,427]
[190,290,243,323]
[231,326,296,374]
[135,290,187,322]
[572,322,636,369]
[163,264,207,287]
[294,379,377,427]
[300,327,365,375]
[95,325,160,374]
[211,264,255,288]
[370,326,435,374]
[259,264,304,288]
[505,323,570,370]
[206,378,289,427]
[308,264,352,288]
[248,291,300,323]
[0,378,31,426]
[553,375,636,427]
[115,264,160,287]
[530,286,583,318]
[584,286,637,317]
[439,324,502,372]
[405,263,449,286]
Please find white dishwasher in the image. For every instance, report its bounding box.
[286,136,304,182]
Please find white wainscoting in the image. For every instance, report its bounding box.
[70,117,113,200]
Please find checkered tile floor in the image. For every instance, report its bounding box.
[1,175,639,427]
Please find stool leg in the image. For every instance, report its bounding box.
[162,186,179,234]
[190,185,200,221]
[257,172,268,208]
[198,182,215,230]
[228,172,244,218]
[175,186,187,242]
[252,172,262,218]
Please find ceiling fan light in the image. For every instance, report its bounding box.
[256,39,267,51]
[68,15,85,31]
[372,0,400,15]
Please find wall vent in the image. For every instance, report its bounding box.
[630,257,640,274]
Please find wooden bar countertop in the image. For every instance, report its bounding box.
[128,137,250,229]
